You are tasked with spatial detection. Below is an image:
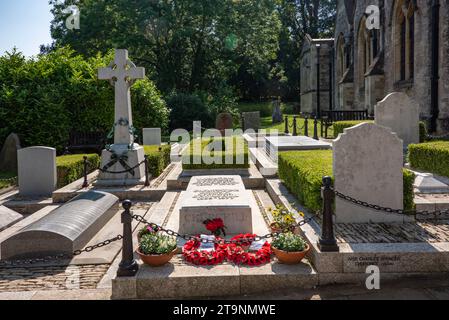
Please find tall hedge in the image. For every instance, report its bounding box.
[278,150,415,213]
[0,48,169,153]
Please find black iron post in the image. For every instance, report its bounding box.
[318,177,339,252]
[144,155,150,187]
[82,156,89,188]
[117,200,139,277]
[304,117,309,137]
[313,117,319,140]
[284,116,289,135]
[293,116,298,136]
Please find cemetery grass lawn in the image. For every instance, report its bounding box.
[260,115,333,138]
[278,150,415,213]
[0,171,16,189]
[182,136,249,170]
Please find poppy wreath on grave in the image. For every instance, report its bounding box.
[226,242,272,267]
[183,237,228,266]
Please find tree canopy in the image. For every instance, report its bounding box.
[46,0,336,101]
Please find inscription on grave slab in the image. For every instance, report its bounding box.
[193,189,240,201]
[344,254,404,273]
[179,175,252,235]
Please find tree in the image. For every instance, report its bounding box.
[47,0,282,99]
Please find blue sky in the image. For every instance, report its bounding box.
[0,0,53,57]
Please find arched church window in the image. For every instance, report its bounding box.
[394,0,415,82]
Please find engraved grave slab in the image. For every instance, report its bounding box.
[1,191,119,259]
[179,175,252,235]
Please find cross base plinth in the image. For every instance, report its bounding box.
[95,145,149,187]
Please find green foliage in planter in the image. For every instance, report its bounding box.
[278,150,333,213]
[272,232,307,252]
[143,145,171,177]
[403,169,416,211]
[182,137,249,170]
[279,150,415,213]
[0,48,169,153]
[409,141,449,178]
[333,121,373,138]
[56,154,100,188]
[139,233,177,255]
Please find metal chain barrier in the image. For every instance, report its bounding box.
[0,176,18,184]
[128,211,316,245]
[332,187,448,219]
[0,235,123,267]
[426,133,449,141]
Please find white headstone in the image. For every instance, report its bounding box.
[333,123,408,223]
[98,49,145,149]
[179,176,253,234]
[18,147,56,197]
[96,49,147,185]
[375,92,420,148]
[143,128,161,146]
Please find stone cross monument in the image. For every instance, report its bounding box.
[96,49,146,186]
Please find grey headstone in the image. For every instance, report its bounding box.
[18,147,56,197]
[1,191,119,259]
[0,206,23,232]
[143,128,162,146]
[333,123,407,223]
[0,133,21,174]
[375,92,420,148]
[272,99,283,124]
[242,112,260,131]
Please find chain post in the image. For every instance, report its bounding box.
[318,176,339,252]
[117,200,139,277]
[284,116,289,135]
[144,155,150,187]
[313,117,319,140]
[304,117,309,136]
[292,116,298,136]
[82,156,89,188]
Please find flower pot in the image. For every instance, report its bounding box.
[272,244,310,265]
[137,248,177,267]
[270,222,282,233]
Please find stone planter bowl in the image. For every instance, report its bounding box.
[272,244,310,265]
[137,248,177,267]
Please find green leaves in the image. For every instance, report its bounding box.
[272,232,307,252]
[139,233,177,255]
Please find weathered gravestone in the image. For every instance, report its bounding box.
[143,128,161,146]
[0,206,23,232]
[178,176,253,235]
[0,133,21,174]
[18,147,56,197]
[333,123,410,223]
[96,49,146,186]
[272,98,283,124]
[1,191,118,259]
[375,92,420,148]
[216,113,233,136]
[242,112,261,132]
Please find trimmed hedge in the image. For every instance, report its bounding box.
[144,145,171,177]
[56,154,100,188]
[278,150,333,212]
[409,141,449,178]
[333,121,373,138]
[182,137,249,170]
[278,150,415,213]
